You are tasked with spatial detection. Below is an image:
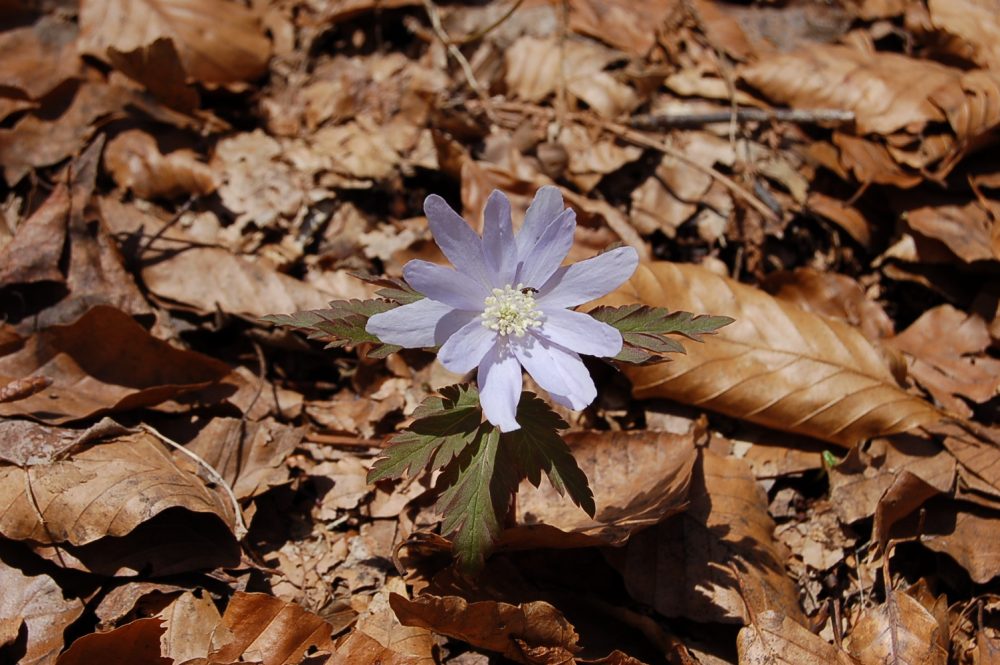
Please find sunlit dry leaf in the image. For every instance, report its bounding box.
[93,581,184,629]
[158,590,222,663]
[0,16,81,100]
[740,45,953,136]
[832,133,923,188]
[738,609,859,664]
[0,82,124,186]
[568,0,678,56]
[100,199,332,317]
[887,305,1000,417]
[56,618,168,665]
[0,558,85,665]
[903,198,1000,263]
[932,421,1000,505]
[0,305,229,423]
[390,593,579,664]
[806,192,873,250]
[104,129,216,199]
[353,580,435,664]
[845,585,948,665]
[329,630,425,665]
[0,430,235,547]
[598,263,941,447]
[78,0,271,85]
[206,592,337,664]
[762,268,895,343]
[505,36,639,118]
[927,0,1000,71]
[616,450,804,625]
[501,430,696,549]
[828,436,955,525]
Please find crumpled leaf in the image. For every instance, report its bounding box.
[590,303,733,364]
[78,0,272,85]
[103,129,216,199]
[0,183,69,289]
[845,583,948,665]
[0,558,86,665]
[738,609,860,664]
[597,263,941,447]
[0,430,235,546]
[56,617,168,665]
[390,593,579,665]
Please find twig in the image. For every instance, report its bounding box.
[477,99,782,224]
[141,424,248,540]
[629,107,855,130]
[422,0,496,121]
[305,431,388,448]
[448,0,525,45]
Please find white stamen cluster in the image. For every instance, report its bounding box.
[481,283,542,337]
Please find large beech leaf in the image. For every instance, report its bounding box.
[597,263,941,447]
[78,0,271,85]
[0,430,235,546]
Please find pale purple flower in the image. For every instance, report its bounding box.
[366,187,639,432]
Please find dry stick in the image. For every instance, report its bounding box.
[422,0,497,122]
[481,99,782,224]
[630,107,855,129]
[141,424,248,540]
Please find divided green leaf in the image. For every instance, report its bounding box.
[367,384,484,483]
[590,304,734,364]
[260,299,402,358]
[349,270,425,304]
[501,393,595,517]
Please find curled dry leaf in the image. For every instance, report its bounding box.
[902,197,1000,264]
[598,263,940,447]
[56,617,168,665]
[921,502,1000,584]
[106,37,199,114]
[0,305,230,424]
[738,609,860,665]
[0,17,80,101]
[927,0,1000,71]
[615,450,804,625]
[568,0,677,56]
[206,592,337,665]
[0,558,86,665]
[157,590,221,664]
[887,305,1000,417]
[0,430,235,545]
[500,430,697,549]
[104,129,216,199]
[390,593,579,665]
[78,0,271,85]
[845,585,948,665]
[0,183,69,289]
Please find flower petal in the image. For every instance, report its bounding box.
[512,335,596,410]
[515,208,575,288]
[535,308,622,358]
[438,319,497,374]
[481,190,517,287]
[478,342,523,432]
[424,194,492,288]
[365,299,473,347]
[537,246,639,309]
[516,186,564,261]
[403,260,488,310]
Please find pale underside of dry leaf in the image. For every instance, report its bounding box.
[598,262,941,447]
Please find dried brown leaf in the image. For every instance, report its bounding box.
[0,305,230,423]
[206,592,337,664]
[845,585,948,665]
[0,183,71,284]
[888,305,1000,417]
[922,502,1000,584]
[927,0,1000,71]
[0,16,81,100]
[500,429,697,549]
[158,590,222,663]
[390,592,579,664]
[616,450,804,625]
[903,198,1000,264]
[568,0,678,56]
[0,430,234,545]
[598,263,940,447]
[329,630,425,665]
[104,129,216,199]
[0,558,85,665]
[106,37,199,113]
[738,609,860,664]
[93,581,184,629]
[56,617,168,665]
[79,0,271,85]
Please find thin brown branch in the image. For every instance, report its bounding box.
[629,107,856,130]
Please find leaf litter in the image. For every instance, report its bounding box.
[1,0,999,663]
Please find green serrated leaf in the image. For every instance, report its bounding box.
[367,384,483,483]
[436,426,512,573]
[590,304,734,364]
[348,270,426,305]
[501,393,595,518]
[261,299,402,357]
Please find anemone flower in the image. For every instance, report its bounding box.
[366,187,639,431]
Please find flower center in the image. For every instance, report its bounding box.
[481,283,542,337]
